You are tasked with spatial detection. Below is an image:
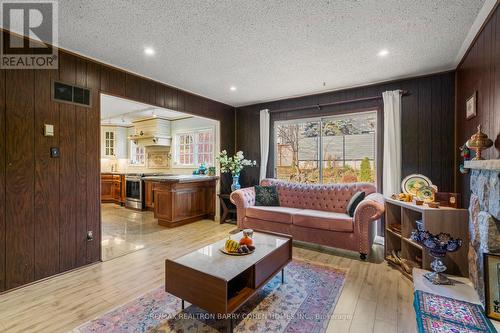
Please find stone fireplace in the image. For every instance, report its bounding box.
[466,160,500,305]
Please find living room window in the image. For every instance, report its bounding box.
[174,129,214,167]
[274,110,377,184]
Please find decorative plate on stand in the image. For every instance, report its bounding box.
[401,174,432,195]
[416,186,435,203]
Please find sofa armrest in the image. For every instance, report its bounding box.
[354,193,385,255]
[230,187,256,228]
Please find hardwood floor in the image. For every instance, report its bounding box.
[0,221,416,333]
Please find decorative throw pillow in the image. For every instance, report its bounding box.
[254,186,280,206]
[346,191,365,217]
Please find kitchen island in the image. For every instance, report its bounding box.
[142,175,219,227]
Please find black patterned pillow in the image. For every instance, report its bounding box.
[254,186,280,206]
[346,191,365,217]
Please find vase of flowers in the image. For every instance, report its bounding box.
[217,150,256,191]
[231,174,241,191]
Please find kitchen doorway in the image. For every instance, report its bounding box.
[99,94,221,261]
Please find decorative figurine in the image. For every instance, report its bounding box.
[466,125,493,160]
[198,163,207,175]
[459,144,470,174]
[411,230,462,285]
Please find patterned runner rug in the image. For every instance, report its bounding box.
[73,260,346,333]
[414,290,497,332]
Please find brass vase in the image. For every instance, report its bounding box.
[466,125,493,160]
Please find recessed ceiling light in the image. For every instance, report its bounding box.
[144,47,155,56]
[378,49,389,57]
[230,86,237,91]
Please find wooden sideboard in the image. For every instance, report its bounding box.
[150,176,218,227]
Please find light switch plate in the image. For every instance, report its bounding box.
[44,124,54,136]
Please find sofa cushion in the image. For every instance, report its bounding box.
[346,191,365,217]
[254,185,280,206]
[292,209,353,232]
[246,206,301,224]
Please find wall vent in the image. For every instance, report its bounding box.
[52,81,92,107]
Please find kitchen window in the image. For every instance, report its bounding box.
[129,141,145,165]
[174,129,214,167]
[274,110,378,184]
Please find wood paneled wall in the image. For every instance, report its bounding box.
[0,65,4,291]
[456,4,500,204]
[235,72,455,192]
[0,45,235,291]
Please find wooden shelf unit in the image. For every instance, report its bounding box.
[384,197,469,278]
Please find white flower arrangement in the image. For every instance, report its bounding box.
[217,150,257,176]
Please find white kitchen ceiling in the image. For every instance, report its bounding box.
[56,1,488,106]
[101,94,190,126]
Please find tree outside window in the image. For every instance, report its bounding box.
[275,111,377,184]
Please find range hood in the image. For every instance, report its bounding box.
[129,133,171,146]
[128,118,172,147]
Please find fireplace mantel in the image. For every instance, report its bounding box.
[464,159,500,171]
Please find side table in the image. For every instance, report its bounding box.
[218,194,236,224]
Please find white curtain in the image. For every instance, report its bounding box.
[259,109,270,181]
[382,91,402,196]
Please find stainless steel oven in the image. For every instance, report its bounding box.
[125,175,144,209]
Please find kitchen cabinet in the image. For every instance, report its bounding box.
[112,175,121,203]
[101,174,114,202]
[101,174,125,205]
[120,175,126,205]
[101,126,128,159]
[144,180,157,210]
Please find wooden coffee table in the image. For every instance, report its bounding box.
[165,231,292,331]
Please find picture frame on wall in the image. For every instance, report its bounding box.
[484,252,500,320]
[466,91,477,119]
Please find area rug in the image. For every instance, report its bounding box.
[414,290,497,333]
[73,260,346,333]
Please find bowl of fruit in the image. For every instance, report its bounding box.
[220,234,256,256]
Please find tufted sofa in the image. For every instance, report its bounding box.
[230,179,385,259]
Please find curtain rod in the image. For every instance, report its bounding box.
[269,90,409,113]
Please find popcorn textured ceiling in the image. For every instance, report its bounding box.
[59,0,485,106]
